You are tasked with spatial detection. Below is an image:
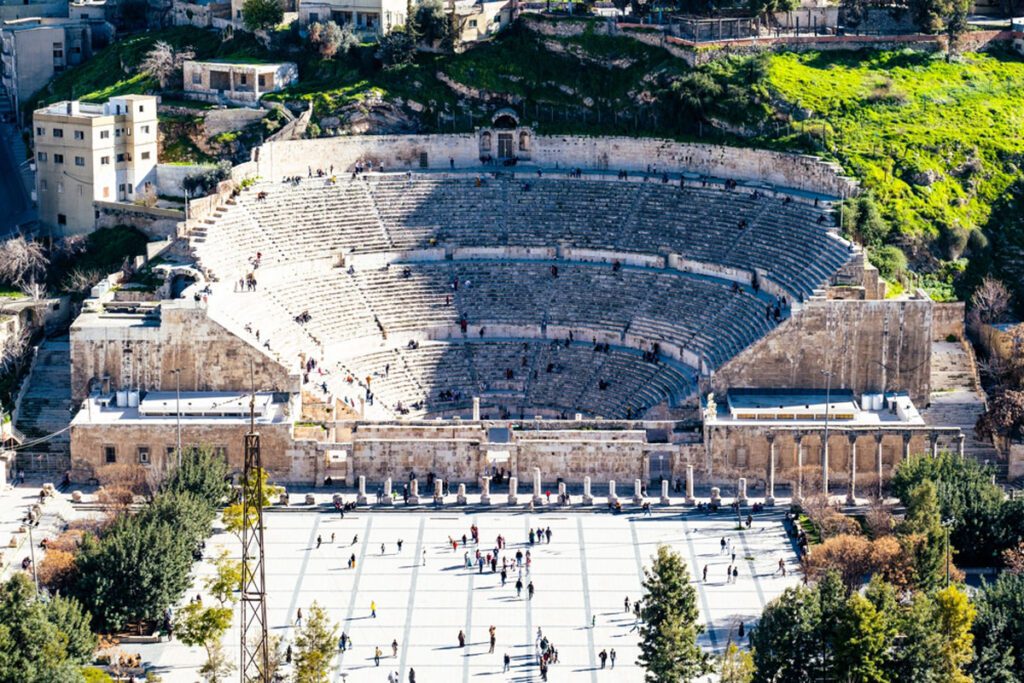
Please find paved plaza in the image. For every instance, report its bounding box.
[139,505,801,682]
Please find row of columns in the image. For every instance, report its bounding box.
[765,430,966,504]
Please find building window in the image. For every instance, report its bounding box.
[191,71,202,84]
[240,74,247,85]
[37,152,46,162]
[52,128,63,138]
[73,130,84,140]
[35,126,44,136]
[141,151,151,160]
[138,104,144,112]
[116,153,125,162]
[57,181,63,193]
[137,446,150,464]
[469,19,477,27]
[127,183,133,194]
[213,446,228,460]
[74,156,84,166]
[141,125,150,134]
[118,183,125,194]
[57,214,66,225]
[54,153,63,164]
[100,156,110,165]
[102,186,109,198]
[100,130,109,139]
[103,445,116,463]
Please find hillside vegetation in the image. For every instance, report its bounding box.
[37,23,1024,304]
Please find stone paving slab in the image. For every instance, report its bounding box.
[138,508,801,682]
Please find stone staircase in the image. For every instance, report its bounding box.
[13,339,73,476]
[923,340,999,465]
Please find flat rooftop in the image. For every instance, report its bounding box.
[711,388,924,427]
[73,391,289,425]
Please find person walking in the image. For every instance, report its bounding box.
[408,667,416,683]
[610,648,616,668]
[703,564,708,582]
[503,652,511,672]
[374,646,382,666]
[422,548,427,566]
[599,649,608,669]
[371,600,377,618]
[733,566,739,583]
[624,596,630,613]
[458,630,466,648]
[515,578,523,598]
[316,535,322,549]
[295,608,302,628]
[339,632,348,651]
[381,543,386,555]
[527,581,535,600]
[392,639,398,657]
[397,539,404,552]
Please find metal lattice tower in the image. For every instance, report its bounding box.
[240,429,270,682]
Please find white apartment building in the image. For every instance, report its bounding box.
[33,94,158,233]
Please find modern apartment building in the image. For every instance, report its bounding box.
[33,94,158,233]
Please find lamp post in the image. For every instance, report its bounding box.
[171,368,182,468]
[821,369,833,498]
[26,514,39,593]
[942,516,956,588]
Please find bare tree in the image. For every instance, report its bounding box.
[970,276,1012,327]
[61,267,106,295]
[0,325,31,376]
[0,236,49,299]
[140,41,195,90]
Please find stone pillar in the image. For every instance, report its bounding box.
[930,432,940,458]
[457,483,467,505]
[357,475,367,505]
[902,433,912,462]
[480,476,491,505]
[433,479,443,504]
[608,480,618,504]
[408,478,419,505]
[710,486,721,505]
[875,433,884,501]
[532,467,544,505]
[846,435,857,506]
[582,476,593,505]
[472,397,480,421]
[557,481,567,505]
[957,433,965,459]
[737,477,748,505]
[766,435,776,506]
[660,479,670,505]
[633,478,643,505]
[685,465,695,506]
[508,476,518,505]
[382,477,393,506]
[358,397,365,419]
[794,436,804,504]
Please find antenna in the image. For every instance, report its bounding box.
[240,360,269,682]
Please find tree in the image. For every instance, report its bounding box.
[834,592,893,682]
[637,545,707,682]
[377,29,416,67]
[976,389,1024,443]
[750,584,822,682]
[971,572,1024,681]
[843,194,891,247]
[242,0,283,31]
[175,602,234,683]
[933,585,976,683]
[414,0,451,45]
[308,21,357,59]
[223,466,281,540]
[0,574,96,683]
[971,276,1012,325]
[163,445,230,509]
[139,41,195,90]
[204,550,242,607]
[0,237,49,299]
[804,534,916,593]
[718,643,754,683]
[868,245,907,282]
[292,602,338,683]
[889,592,947,682]
[899,481,947,591]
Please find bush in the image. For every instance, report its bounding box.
[183,161,233,197]
[869,245,907,282]
[377,29,416,67]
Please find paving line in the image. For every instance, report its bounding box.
[462,515,477,683]
[680,514,720,650]
[397,516,427,681]
[576,516,600,682]
[285,514,322,636]
[334,514,373,680]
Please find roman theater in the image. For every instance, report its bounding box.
[67,117,968,502]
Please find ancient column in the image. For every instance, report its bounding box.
[608,480,618,504]
[508,476,518,505]
[408,478,419,505]
[357,475,367,505]
[382,477,393,506]
[846,435,857,506]
[957,433,965,459]
[685,464,695,506]
[902,433,913,462]
[875,432,885,501]
[821,433,830,500]
[532,467,543,505]
[480,476,491,505]
[472,397,480,421]
[930,432,940,458]
[660,479,670,505]
[457,482,467,505]
[737,477,748,505]
[557,481,567,505]
[433,479,444,505]
[633,478,643,505]
[710,486,721,505]
[766,434,776,506]
[582,476,593,505]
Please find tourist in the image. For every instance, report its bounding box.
[392,639,398,657]
[489,625,496,653]
[374,646,381,666]
[371,600,377,618]
[610,648,616,668]
[458,630,466,648]
[599,649,608,668]
[503,652,511,672]
[295,608,302,628]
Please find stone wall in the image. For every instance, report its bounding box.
[93,201,183,240]
[712,296,933,405]
[932,301,965,341]
[255,134,855,197]
[70,301,298,402]
[69,420,296,483]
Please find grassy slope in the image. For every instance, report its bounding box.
[766,49,1024,246]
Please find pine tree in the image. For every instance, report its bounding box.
[750,585,822,682]
[900,481,947,591]
[637,545,707,682]
[933,585,976,683]
[835,593,892,682]
[293,602,338,683]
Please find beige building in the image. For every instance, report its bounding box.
[33,95,158,233]
[298,0,406,36]
[183,60,298,106]
[453,0,512,44]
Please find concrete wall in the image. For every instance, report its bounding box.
[712,296,934,406]
[255,134,855,197]
[70,301,299,402]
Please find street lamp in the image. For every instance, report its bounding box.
[942,516,956,587]
[170,368,182,467]
[821,369,833,498]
